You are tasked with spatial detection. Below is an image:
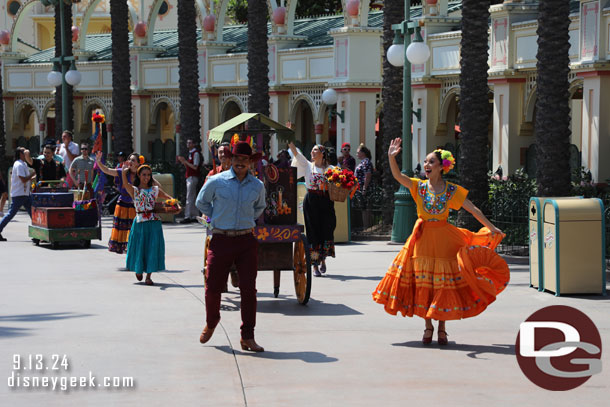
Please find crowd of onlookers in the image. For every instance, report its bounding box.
[0,128,377,242]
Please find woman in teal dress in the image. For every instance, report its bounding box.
[122,163,174,285]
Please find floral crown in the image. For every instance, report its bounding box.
[433,149,455,174]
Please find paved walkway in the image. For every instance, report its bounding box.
[1,212,608,406]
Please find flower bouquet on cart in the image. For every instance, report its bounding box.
[154,198,182,215]
[323,167,359,202]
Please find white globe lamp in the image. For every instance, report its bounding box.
[406,41,431,65]
[65,69,82,86]
[387,43,405,67]
[47,70,62,87]
[322,88,338,106]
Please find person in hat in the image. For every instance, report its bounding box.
[195,141,266,352]
[339,142,355,172]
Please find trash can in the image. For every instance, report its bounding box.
[153,173,175,223]
[529,196,582,291]
[542,198,606,296]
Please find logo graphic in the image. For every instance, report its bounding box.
[516,305,602,390]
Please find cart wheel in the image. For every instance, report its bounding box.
[293,234,312,305]
[32,239,40,246]
[82,240,91,249]
[203,235,211,287]
[51,241,60,250]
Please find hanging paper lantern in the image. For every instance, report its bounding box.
[426,0,439,4]
[203,14,216,33]
[134,21,147,38]
[273,7,286,25]
[0,30,10,45]
[71,25,79,42]
[346,0,360,17]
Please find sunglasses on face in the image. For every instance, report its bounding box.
[342,148,350,151]
[81,148,89,151]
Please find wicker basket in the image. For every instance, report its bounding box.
[328,183,349,202]
[154,202,182,215]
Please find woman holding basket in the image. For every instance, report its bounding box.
[288,142,336,277]
[122,163,176,285]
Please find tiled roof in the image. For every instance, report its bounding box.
[28,1,563,64]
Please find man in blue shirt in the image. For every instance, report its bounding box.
[196,141,266,352]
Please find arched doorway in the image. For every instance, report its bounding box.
[222,100,242,122]
[15,103,40,155]
[150,101,176,162]
[293,99,315,159]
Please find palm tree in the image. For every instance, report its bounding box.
[535,0,571,196]
[54,3,74,138]
[247,0,269,118]
[177,0,201,156]
[109,0,132,155]
[380,0,403,225]
[457,0,491,230]
[0,64,6,171]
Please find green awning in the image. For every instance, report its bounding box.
[208,113,295,143]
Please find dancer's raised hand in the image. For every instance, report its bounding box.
[388,138,402,158]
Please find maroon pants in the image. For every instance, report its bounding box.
[205,233,258,339]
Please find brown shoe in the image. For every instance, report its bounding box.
[438,330,449,346]
[135,273,143,281]
[240,338,264,352]
[199,325,215,344]
[230,270,240,288]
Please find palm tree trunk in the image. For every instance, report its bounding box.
[54,3,74,138]
[247,0,270,118]
[380,0,403,225]
[110,0,132,155]
[457,0,491,230]
[535,0,571,196]
[177,0,201,156]
[0,63,6,171]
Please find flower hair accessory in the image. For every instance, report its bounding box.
[434,149,455,174]
[139,155,145,165]
[137,164,151,175]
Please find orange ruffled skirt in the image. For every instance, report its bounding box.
[372,219,510,321]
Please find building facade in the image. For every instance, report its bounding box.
[1,0,610,182]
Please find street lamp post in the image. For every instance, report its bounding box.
[42,0,81,133]
[387,1,430,243]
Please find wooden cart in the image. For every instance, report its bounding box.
[204,113,312,304]
[28,180,102,249]
[29,222,102,249]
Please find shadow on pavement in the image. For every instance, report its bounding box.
[0,326,32,338]
[0,312,94,322]
[392,341,515,359]
[323,274,382,282]
[255,297,362,316]
[213,345,339,363]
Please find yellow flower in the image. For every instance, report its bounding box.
[335,183,341,187]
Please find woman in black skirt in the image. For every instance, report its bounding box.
[288,142,336,277]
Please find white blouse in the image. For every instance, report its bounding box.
[291,150,333,191]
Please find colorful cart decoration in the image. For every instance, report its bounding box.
[204,113,312,304]
[29,174,102,249]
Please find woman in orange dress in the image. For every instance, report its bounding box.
[372,138,510,345]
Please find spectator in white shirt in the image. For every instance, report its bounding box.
[56,130,79,186]
[0,147,36,241]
